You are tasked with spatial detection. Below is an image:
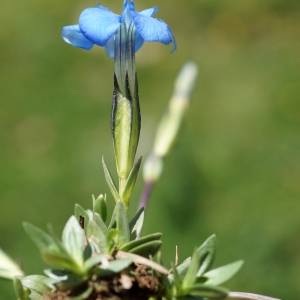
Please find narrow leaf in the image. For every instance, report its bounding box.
[183,249,200,288]
[129,207,144,240]
[93,213,108,235]
[102,156,120,202]
[128,240,162,257]
[183,284,229,299]
[62,216,85,270]
[93,194,107,222]
[122,156,143,206]
[203,260,244,286]
[196,234,217,276]
[120,233,162,252]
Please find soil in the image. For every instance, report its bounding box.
[44,264,162,300]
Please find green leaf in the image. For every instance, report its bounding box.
[128,240,162,257]
[84,254,108,272]
[62,216,85,271]
[183,249,200,288]
[0,248,24,280]
[196,235,217,277]
[183,284,229,299]
[101,259,132,273]
[110,201,130,247]
[20,275,54,295]
[93,194,107,223]
[13,276,30,300]
[74,204,89,229]
[171,262,182,296]
[66,286,93,300]
[203,260,244,286]
[175,257,191,279]
[86,219,107,253]
[102,156,120,202]
[28,291,44,300]
[122,156,143,207]
[93,213,108,235]
[120,232,162,252]
[129,207,144,240]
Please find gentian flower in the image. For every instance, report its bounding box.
[62,0,176,57]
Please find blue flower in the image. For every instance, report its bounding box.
[62,0,176,57]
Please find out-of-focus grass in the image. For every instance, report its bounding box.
[0,0,300,298]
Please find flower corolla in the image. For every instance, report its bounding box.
[62,0,176,57]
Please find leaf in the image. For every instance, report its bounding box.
[86,219,107,253]
[93,212,108,235]
[20,275,54,295]
[110,201,130,247]
[171,262,182,295]
[74,204,89,229]
[84,254,108,272]
[182,249,200,288]
[129,207,144,240]
[62,216,85,271]
[13,276,30,300]
[93,194,107,223]
[102,156,120,202]
[128,240,162,257]
[203,260,244,286]
[120,233,162,252]
[175,256,191,279]
[66,286,93,300]
[196,235,217,277]
[97,259,132,277]
[0,248,24,280]
[183,284,229,299]
[122,156,143,207]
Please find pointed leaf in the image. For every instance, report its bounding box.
[128,240,162,257]
[122,156,143,206]
[93,212,108,235]
[175,256,191,279]
[74,204,89,229]
[102,156,120,202]
[84,254,108,271]
[93,194,107,222]
[129,207,144,240]
[0,248,24,280]
[183,249,200,288]
[203,260,244,286]
[20,275,54,295]
[171,262,182,295]
[86,219,107,253]
[196,235,217,277]
[183,284,229,299]
[66,286,93,300]
[120,232,162,252]
[62,216,85,270]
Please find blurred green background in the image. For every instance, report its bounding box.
[1,0,300,298]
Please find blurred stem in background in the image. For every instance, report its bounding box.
[138,62,198,211]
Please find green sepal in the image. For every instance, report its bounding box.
[182,249,200,288]
[93,194,107,223]
[202,260,244,286]
[109,201,130,247]
[129,207,144,240]
[74,204,89,229]
[122,155,143,210]
[86,219,107,253]
[102,156,120,202]
[62,216,85,271]
[13,276,30,300]
[128,240,162,257]
[183,284,229,299]
[120,232,162,252]
[65,286,93,300]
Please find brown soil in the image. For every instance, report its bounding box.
[44,264,162,300]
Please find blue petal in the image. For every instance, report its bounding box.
[140,6,158,17]
[131,12,176,52]
[135,31,144,52]
[62,25,94,50]
[79,6,121,47]
[105,36,115,58]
